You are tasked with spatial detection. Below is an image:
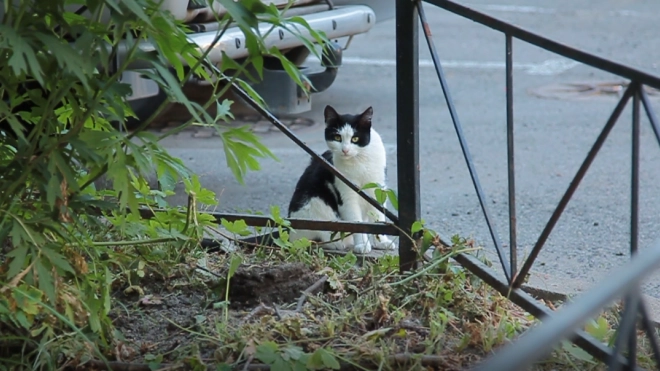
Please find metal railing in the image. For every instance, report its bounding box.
[403,0,660,368]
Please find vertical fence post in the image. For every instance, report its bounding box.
[505,33,517,276]
[631,84,640,256]
[396,0,421,272]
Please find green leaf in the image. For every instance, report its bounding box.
[307,348,327,370]
[361,182,380,190]
[386,189,399,210]
[14,310,32,329]
[120,0,151,24]
[319,349,340,370]
[374,188,387,205]
[255,342,280,364]
[293,359,309,371]
[272,357,293,371]
[213,301,229,310]
[215,99,234,122]
[585,316,610,341]
[411,220,424,234]
[560,340,595,363]
[282,345,304,361]
[228,254,242,278]
[216,0,260,30]
[268,47,309,94]
[41,246,75,274]
[237,79,267,108]
[36,260,56,304]
[422,229,436,250]
[221,219,251,236]
[6,246,29,279]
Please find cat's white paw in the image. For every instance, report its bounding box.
[371,235,396,250]
[320,240,345,251]
[353,241,372,254]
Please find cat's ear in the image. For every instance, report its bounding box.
[358,106,373,130]
[324,105,340,126]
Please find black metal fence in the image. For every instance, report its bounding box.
[141,0,660,369]
[411,0,660,369]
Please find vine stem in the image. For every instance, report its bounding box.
[66,237,178,248]
[389,247,481,287]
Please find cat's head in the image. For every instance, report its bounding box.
[323,105,373,158]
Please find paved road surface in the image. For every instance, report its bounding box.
[159,0,660,296]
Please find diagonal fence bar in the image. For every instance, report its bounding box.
[640,88,660,148]
[474,238,660,371]
[513,85,635,288]
[607,290,640,371]
[417,0,511,282]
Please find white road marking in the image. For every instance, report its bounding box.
[341,56,581,76]
[465,3,649,18]
[469,4,556,14]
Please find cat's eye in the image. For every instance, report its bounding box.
[333,134,341,141]
[351,136,359,143]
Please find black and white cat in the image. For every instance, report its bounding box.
[286,105,395,254]
[240,105,396,254]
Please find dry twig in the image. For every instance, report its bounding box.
[295,275,328,312]
[240,303,275,324]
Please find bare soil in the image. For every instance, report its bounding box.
[109,262,319,365]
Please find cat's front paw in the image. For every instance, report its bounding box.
[371,235,396,250]
[353,241,372,254]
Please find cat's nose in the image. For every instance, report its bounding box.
[342,148,349,155]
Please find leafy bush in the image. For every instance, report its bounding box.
[0,0,327,368]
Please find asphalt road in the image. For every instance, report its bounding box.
[159,1,660,296]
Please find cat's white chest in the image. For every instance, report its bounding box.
[339,161,384,187]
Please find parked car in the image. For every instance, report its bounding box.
[118,0,395,127]
[0,1,393,130]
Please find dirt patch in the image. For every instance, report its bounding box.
[227,262,317,307]
[69,244,608,371]
[108,261,318,364]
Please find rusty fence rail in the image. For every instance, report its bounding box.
[411,0,660,369]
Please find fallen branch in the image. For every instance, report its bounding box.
[0,261,34,294]
[242,355,255,371]
[194,264,223,278]
[240,303,275,324]
[295,275,328,312]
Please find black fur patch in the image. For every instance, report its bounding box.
[288,150,342,217]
